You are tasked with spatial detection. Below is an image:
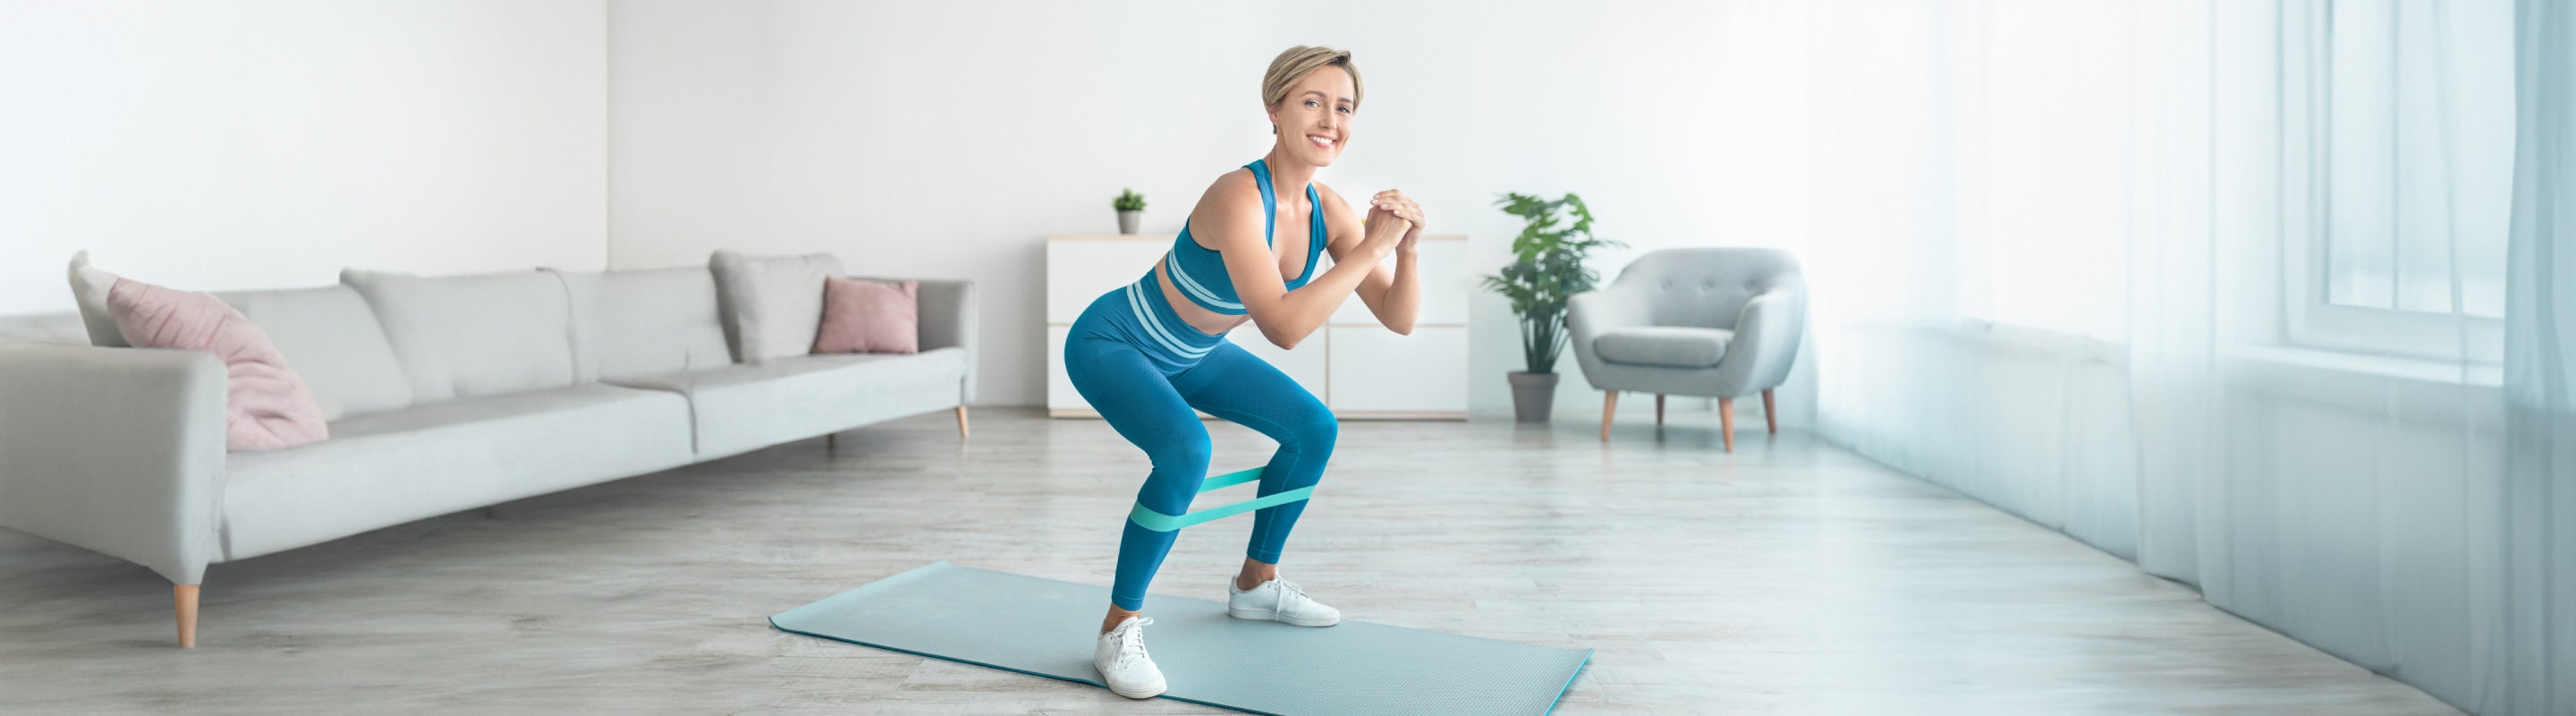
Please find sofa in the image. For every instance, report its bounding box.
[1567,247,1805,450]
[0,253,976,647]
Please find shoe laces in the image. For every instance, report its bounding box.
[1272,578,1308,607]
[1112,616,1154,667]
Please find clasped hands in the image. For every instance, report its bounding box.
[1363,189,1425,256]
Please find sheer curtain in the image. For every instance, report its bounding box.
[1801,0,2563,711]
[2486,1,2575,711]
[1803,0,2148,562]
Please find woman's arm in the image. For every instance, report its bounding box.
[1317,183,1421,335]
[1196,171,1410,350]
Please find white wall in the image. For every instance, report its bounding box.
[606,0,1822,417]
[0,1,609,314]
[1,1,1826,418]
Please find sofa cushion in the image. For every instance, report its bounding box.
[546,267,733,383]
[609,347,965,458]
[105,276,329,451]
[709,251,844,365]
[0,311,88,345]
[1593,327,1734,369]
[63,251,411,420]
[812,277,919,354]
[341,268,578,403]
[221,383,695,559]
[210,285,414,421]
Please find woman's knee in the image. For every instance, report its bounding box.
[1284,405,1338,454]
[1148,435,1213,471]
[1136,437,1213,513]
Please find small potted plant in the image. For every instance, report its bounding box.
[1480,192,1623,422]
[1114,188,1146,234]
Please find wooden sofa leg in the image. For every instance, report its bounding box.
[174,584,199,649]
[1655,394,1665,426]
[1600,391,1618,441]
[1719,397,1736,452]
[1762,388,1778,434]
[826,432,836,451]
[955,405,970,439]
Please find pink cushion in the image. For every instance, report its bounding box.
[106,277,328,451]
[811,277,919,354]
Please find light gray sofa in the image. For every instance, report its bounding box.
[1567,247,1804,450]
[0,256,975,647]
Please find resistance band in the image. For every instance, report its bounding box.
[1125,466,1314,533]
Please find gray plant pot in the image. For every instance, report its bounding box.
[1117,210,1141,234]
[1507,371,1559,422]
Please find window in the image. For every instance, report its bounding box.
[2287,0,2510,364]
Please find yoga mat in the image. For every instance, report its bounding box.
[770,561,1592,715]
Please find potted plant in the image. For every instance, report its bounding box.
[1114,188,1146,234]
[1480,192,1623,422]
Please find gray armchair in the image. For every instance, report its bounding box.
[1567,247,1806,450]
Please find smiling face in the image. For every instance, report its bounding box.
[1267,65,1357,167]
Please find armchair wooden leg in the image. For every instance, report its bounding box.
[1719,397,1736,452]
[826,432,836,451]
[1655,394,1665,426]
[1762,388,1778,434]
[1600,391,1618,441]
[955,405,970,439]
[174,584,199,649]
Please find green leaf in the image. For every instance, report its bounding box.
[1480,191,1620,373]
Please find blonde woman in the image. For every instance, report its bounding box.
[1066,45,1426,699]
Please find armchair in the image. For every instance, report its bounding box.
[1566,248,1806,449]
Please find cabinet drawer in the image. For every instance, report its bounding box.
[1326,237,1470,326]
[1326,325,1467,413]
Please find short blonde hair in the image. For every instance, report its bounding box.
[1262,46,1363,116]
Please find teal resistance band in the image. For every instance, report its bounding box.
[1125,466,1315,533]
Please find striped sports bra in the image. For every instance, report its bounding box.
[1157,159,1328,315]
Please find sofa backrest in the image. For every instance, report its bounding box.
[210,285,415,421]
[341,268,578,404]
[5,288,415,421]
[709,250,844,364]
[546,266,733,382]
[0,311,90,346]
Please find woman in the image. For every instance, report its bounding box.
[1069,45,1425,699]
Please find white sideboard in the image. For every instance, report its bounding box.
[1046,233,1468,420]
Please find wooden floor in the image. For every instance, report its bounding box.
[0,407,2457,714]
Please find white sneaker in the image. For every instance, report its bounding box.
[1227,576,1342,626]
[1093,615,1165,699]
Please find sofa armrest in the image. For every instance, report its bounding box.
[1566,286,1651,383]
[852,276,977,404]
[0,343,227,584]
[1712,289,1807,396]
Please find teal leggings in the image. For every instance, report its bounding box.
[1064,286,1338,611]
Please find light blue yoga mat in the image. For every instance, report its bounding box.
[770,561,1592,715]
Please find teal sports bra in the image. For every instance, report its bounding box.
[1158,159,1328,316]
